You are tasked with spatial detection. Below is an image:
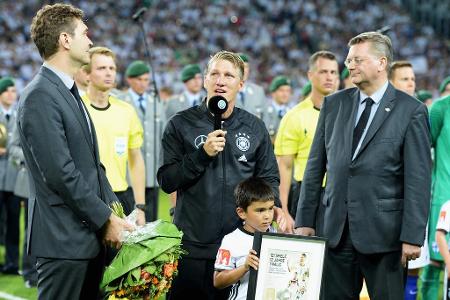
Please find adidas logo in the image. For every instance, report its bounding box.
[238,154,247,162]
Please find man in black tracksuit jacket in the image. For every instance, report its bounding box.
[158,51,280,299]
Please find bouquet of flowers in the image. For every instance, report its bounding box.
[101,203,186,300]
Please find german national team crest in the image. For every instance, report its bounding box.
[194,135,208,149]
[235,132,250,152]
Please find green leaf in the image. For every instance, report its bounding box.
[100,220,185,289]
[143,264,156,274]
[130,267,141,282]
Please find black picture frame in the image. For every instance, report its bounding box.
[247,232,327,300]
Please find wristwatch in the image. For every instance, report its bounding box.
[135,204,146,211]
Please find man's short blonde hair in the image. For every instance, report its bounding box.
[348,31,393,71]
[205,50,244,80]
[84,46,116,73]
[388,60,413,80]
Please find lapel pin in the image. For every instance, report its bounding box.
[385,107,391,112]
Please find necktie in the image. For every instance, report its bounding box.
[138,95,146,114]
[5,114,10,122]
[352,97,374,154]
[70,83,92,142]
[192,98,199,107]
[278,108,286,118]
[70,83,86,115]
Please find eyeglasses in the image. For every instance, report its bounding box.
[344,57,369,67]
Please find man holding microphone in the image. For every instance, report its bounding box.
[158,50,282,299]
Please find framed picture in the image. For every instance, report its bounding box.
[247,232,327,300]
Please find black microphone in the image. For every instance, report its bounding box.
[207,95,228,130]
[132,7,147,21]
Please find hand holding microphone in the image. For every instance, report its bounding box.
[203,96,228,157]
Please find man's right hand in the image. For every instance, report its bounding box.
[280,209,295,233]
[203,130,227,157]
[294,227,315,236]
[103,213,135,249]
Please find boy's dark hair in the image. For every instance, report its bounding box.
[235,177,275,211]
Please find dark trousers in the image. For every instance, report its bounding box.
[145,187,159,222]
[22,197,38,283]
[168,257,230,300]
[291,182,325,236]
[36,247,105,300]
[114,188,135,216]
[288,181,302,218]
[324,220,404,300]
[0,191,20,272]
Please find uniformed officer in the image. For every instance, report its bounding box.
[0,77,20,275]
[263,75,292,144]
[118,60,167,222]
[235,53,267,119]
[165,64,204,120]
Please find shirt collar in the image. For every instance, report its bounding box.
[184,90,202,101]
[128,88,146,102]
[271,100,289,112]
[43,62,74,90]
[359,81,389,105]
[1,104,13,115]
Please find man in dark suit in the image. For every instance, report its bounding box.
[295,31,431,299]
[18,4,133,299]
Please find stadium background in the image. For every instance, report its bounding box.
[0,0,449,299]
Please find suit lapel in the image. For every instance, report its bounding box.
[346,88,361,159]
[40,67,96,159]
[354,84,396,159]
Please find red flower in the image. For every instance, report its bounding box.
[164,263,175,278]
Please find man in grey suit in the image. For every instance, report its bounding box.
[9,121,38,287]
[121,60,167,222]
[296,32,431,299]
[263,75,292,144]
[165,64,204,120]
[236,53,267,119]
[0,76,20,275]
[19,4,133,299]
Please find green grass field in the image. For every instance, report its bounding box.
[0,191,172,300]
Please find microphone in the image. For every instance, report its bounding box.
[132,7,147,21]
[377,26,391,35]
[207,95,228,130]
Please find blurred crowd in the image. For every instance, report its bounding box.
[0,0,449,99]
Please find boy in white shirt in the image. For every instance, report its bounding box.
[436,200,450,299]
[214,177,276,300]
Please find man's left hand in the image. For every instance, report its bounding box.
[401,242,421,267]
[136,209,146,226]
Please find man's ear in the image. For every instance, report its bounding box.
[59,32,71,50]
[236,207,246,220]
[379,57,388,72]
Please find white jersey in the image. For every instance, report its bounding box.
[215,226,275,300]
[437,201,450,232]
